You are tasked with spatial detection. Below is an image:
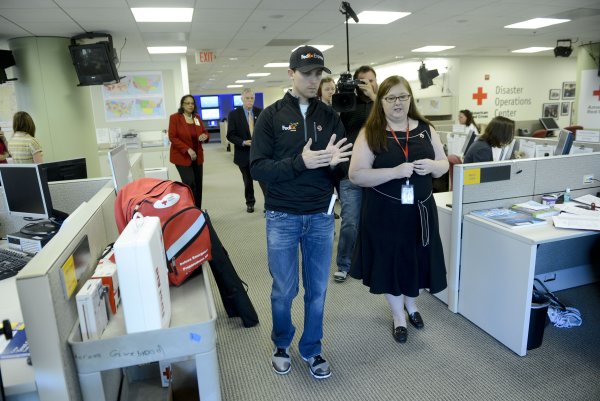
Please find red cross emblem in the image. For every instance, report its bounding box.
[472,87,488,105]
[593,88,600,101]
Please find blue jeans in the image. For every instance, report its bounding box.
[336,179,363,273]
[266,211,334,358]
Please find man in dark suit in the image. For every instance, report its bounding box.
[227,88,267,213]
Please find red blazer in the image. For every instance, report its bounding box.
[168,112,209,166]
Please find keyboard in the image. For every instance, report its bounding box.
[0,248,33,281]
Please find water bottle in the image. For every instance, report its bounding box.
[564,188,571,203]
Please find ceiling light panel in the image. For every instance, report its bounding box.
[147,46,187,54]
[348,11,411,25]
[247,73,271,77]
[132,8,193,22]
[412,46,456,53]
[512,47,553,53]
[504,18,570,29]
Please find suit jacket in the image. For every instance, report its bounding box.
[226,106,261,167]
[168,112,209,166]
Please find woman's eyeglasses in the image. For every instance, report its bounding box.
[383,94,411,103]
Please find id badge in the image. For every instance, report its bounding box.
[401,180,414,205]
[194,117,200,126]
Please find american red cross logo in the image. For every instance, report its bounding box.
[472,87,488,105]
[593,88,600,101]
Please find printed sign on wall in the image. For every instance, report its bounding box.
[577,70,600,129]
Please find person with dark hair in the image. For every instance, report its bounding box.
[168,95,209,208]
[463,116,515,163]
[458,109,479,136]
[317,77,336,106]
[0,128,10,164]
[349,75,448,344]
[226,88,266,213]
[250,45,351,379]
[8,111,43,163]
[334,65,378,282]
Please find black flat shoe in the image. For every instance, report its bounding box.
[392,324,408,343]
[246,205,254,213]
[407,311,424,329]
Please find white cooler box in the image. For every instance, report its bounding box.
[144,167,168,180]
[114,215,171,333]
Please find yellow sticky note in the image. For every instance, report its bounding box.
[62,255,78,298]
[464,168,481,185]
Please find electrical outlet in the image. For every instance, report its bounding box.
[583,174,594,184]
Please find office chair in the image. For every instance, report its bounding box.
[532,129,548,138]
[447,154,462,190]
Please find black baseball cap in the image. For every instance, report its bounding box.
[289,46,331,73]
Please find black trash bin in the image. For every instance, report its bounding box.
[527,290,550,350]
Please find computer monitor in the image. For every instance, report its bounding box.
[39,158,87,182]
[554,130,574,156]
[199,96,219,108]
[108,145,132,192]
[0,164,68,234]
[233,95,243,107]
[539,117,560,131]
[201,108,220,121]
[461,130,477,155]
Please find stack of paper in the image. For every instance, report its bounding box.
[551,194,600,231]
[512,200,560,218]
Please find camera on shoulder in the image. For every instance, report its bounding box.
[332,72,359,112]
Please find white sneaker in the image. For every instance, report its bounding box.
[333,271,348,282]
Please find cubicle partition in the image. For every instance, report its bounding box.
[5,175,220,400]
[444,153,600,355]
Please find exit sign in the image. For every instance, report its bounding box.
[195,50,215,64]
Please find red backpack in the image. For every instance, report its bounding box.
[114,178,211,286]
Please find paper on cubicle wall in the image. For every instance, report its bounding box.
[570,146,594,155]
[575,130,600,143]
[535,144,555,158]
[447,133,467,155]
[574,194,600,206]
[519,140,537,159]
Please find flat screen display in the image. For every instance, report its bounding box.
[233,95,243,107]
[68,42,120,86]
[200,96,219,108]
[39,158,87,182]
[0,164,52,219]
[554,130,574,155]
[108,145,132,192]
[201,108,220,121]
[539,117,559,130]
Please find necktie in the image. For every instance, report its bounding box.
[247,110,254,135]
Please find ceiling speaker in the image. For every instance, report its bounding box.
[554,39,572,58]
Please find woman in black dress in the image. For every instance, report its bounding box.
[348,75,448,343]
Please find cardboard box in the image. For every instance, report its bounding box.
[93,253,120,315]
[114,215,171,334]
[76,279,109,341]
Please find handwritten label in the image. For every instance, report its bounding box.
[464,169,481,185]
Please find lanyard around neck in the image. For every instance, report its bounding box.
[389,124,410,160]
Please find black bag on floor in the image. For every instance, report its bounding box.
[204,211,259,328]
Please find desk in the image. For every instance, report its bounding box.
[457,215,600,356]
[0,277,38,401]
[68,264,220,401]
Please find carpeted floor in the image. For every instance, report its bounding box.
[199,142,600,401]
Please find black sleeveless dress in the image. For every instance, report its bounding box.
[350,121,447,297]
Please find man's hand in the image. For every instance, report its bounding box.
[302,138,333,169]
[243,139,252,146]
[357,80,376,101]
[187,148,197,161]
[325,134,353,166]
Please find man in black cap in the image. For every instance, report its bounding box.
[250,45,352,380]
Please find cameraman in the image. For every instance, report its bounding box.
[334,66,378,283]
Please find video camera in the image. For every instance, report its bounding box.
[332,72,362,112]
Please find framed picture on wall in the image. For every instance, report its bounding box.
[562,81,576,99]
[560,102,570,116]
[542,103,559,118]
[549,89,561,100]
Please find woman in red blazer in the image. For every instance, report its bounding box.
[168,95,209,208]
